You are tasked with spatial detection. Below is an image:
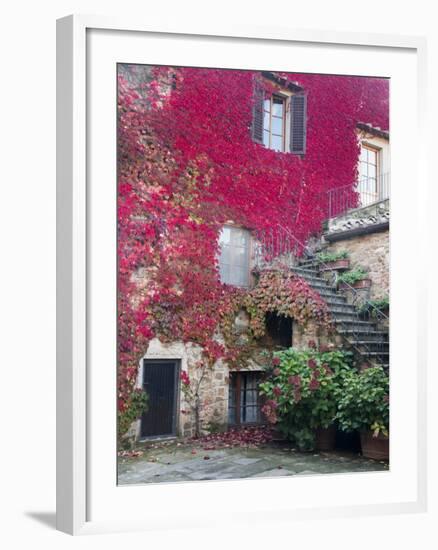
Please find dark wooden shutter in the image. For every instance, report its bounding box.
[252,78,264,144]
[290,94,307,154]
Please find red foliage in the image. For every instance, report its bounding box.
[117,67,388,418]
[193,426,274,449]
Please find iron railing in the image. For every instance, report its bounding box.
[253,227,301,270]
[327,173,390,219]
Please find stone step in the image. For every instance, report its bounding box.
[359,353,390,365]
[323,295,348,306]
[360,350,390,358]
[338,329,388,343]
[293,273,329,286]
[292,267,321,278]
[298,263,321,273]
[354,340,389,349]
[293,274,333,289]
[332,313,366,323]
[314,288,341,298]
[334,319,376,328]
[296,257,390,369]
[328,305,361,315]
[310,282,338,292]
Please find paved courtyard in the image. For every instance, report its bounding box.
[118,441,388,485]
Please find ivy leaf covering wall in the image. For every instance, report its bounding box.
[117,66,389,418]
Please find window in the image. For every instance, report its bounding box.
[218,226,250,287]
[263,95,287,152]
[252,75,307,155]
[228,371,264,425]
[358,144,380,206]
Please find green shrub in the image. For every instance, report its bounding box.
[336,366,389,436]
[118,388,149,442]
[358,297,389,318]
[337,267,368,285]
[316,250,349,263]
[259,347,352,450]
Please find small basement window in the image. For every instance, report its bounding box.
[228,371,264,426]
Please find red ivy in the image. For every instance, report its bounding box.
[117,67,388,417]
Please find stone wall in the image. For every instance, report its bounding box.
[325,229,389,300]
[135,338,229,439]
[292,320,336,349]
[133,313,335,441]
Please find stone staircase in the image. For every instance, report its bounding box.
[292,259,389,371]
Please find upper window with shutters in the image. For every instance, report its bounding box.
[252,72,307,155]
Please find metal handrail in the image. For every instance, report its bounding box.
[327,173,390,219]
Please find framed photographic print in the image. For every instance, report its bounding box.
[57,15,427,535]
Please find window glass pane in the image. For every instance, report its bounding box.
[263,130,270,147]
[368,163,376,179]
[219,226,231,244]
[220,245,231,265]
[263,98,271,112]
[246,373,258,389]
[263,111,270,130]
[271,134,283,151]
[368,178,377,193]
[219,226,250,286]
[271,116,283,135]
[219,263,230,282]
[243,406,257,423]
[230,266,246,286]
[233,247,247,267]
[360,146,368,161]
[272,97,284,116]
[368,149,377,165]
[231,228,248,246]
[245,390,258,404]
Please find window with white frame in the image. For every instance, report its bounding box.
[252,73,307,155]
[359,144,380,205]
[218,226,251,287]
[263,94,287,152]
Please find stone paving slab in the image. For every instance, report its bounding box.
[118,442,388,485]
[252,468,297,478]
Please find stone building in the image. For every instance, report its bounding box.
[127,75,390,442]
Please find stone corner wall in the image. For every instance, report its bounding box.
[325,229,389,301]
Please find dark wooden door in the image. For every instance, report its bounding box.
[140,360,179,438]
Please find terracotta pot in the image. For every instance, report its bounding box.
[353,278,372,289]
[339,278,372,290]
[315,425,336,451]
[271,428,286,442]
[360,430,389,460]
[320,259,350,271]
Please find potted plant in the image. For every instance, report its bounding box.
[317,250,350,271]
[358,296,389,321]
[336,366,389,460]
[337,267,371,290]
[259,347,351,451]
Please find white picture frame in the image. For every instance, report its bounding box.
[56,14,428,535]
